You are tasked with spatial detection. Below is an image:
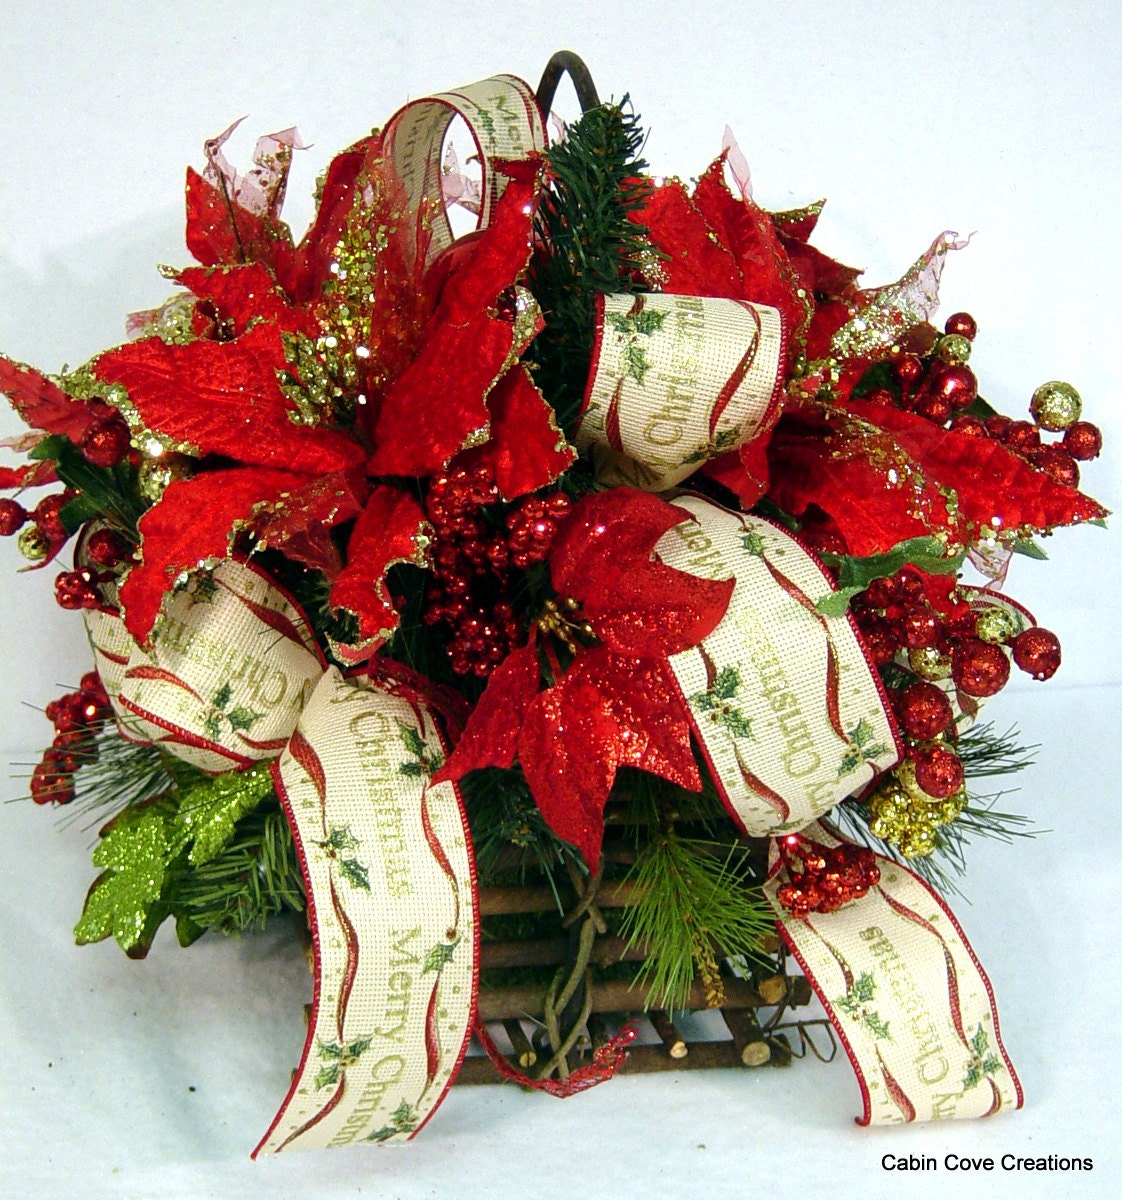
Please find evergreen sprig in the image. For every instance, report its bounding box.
[526,98,655,436]
[617,830,774,1011]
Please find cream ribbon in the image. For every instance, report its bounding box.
[577,292,785,490]
[85,561,477,1153]
[658,494,1022,1124]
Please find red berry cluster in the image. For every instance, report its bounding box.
[31,672,112,805]
[0,489,76,554]
[852,564,1062,799]
[866,312,1103,491]
[775,834,880,917]
[422,465,571,677]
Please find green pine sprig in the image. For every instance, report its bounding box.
[526,97,656,436]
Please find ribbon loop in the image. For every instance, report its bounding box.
[255,667,476,1153]
[383,73,546,268]
[658,494,900,836]
[578,292,785,490]
[97,560,325,774]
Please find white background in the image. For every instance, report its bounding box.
[0,2,1119,1197]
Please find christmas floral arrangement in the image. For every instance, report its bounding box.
[0,57,1107,1152]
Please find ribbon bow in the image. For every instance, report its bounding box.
[82,71,1020,1152]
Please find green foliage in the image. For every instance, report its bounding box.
[74,798,177,955]
[617,830,774,1010]
[28,433,145,536]
[816,537,967,612]
[179,761,275,865]
[526,98,655,436]
[75,760,279,953]
[167,805,305,941]
[462,766,579,900]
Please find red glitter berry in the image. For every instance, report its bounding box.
[929,363,978,412]
[895,356,924,386]
[894,680,954,740]
[33,492,70,543]
[1011,627,1061,681]
[84,527,131,567]
[79,413,132,468]
[913,390,952,425]
[1002,420,1042,456]
[1029,444,1080,488]
[984,414,1013,440]
[900,603,942,649]
[1062,421,1103,462]
[951,637,1010,697]
[949,414,987,437]
[911,744,965,798]
[944,312,978,340]
[0,498,28,537]
[863,576,899,610]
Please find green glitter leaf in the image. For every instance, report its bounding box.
[422,938,459,975]
[179,761,275,867]
[74,800,175,955]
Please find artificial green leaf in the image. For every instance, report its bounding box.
[1012,538,1048,560]
[825,537,966,591]
[74,801,175,954]
[815,586,865,617]
[180,760,275,866]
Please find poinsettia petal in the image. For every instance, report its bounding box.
[692,160,807,340]
[566,647,700,790]
[519,680,621,870]
[435,639,541,782]
[633,178,744,296]
[471,365,576,499]
[185,166,296,282]
[249,466,369,578]
[847,397,1108,536]
[549,488,734,658]
[93,323,365,474]
[700,433,772,509]
[119,467,306,644]
[766,410,964,557]
[288,137,378,304]
[368,158,544,477]
[0,355,98,442]
[176,264,311,338]
[326,485,431,664]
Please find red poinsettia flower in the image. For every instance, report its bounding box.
[85,128,572,654]
[437,488,734,868]
[766,396,1107,559]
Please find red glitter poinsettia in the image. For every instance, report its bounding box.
[87,129,572,652]
[437,488,734,868]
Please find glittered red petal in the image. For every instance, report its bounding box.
[847,398,1108,536]
[519,681,621,870]
[0,354,98,442]
[326,485,431,663]
[249,466,369,579]
[766,411,963,557]
[550,489,734,658]
[435,640,541,782]
[176,264,311,338]
[368,160,544,478]
[566,647,700,791]
[93,323,365,474]
[479,365,576,499]
[120,467,306,644]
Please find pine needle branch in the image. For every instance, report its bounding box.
[526,97,655,436]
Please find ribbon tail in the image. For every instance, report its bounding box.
[763,821,1023,1125]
